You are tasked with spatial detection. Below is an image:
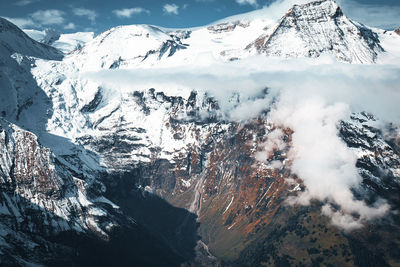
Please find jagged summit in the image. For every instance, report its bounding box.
[395,27,400,36]
[246,0,383,63]
[293,0,342,16]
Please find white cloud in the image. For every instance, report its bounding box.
[112,7,150,18]
[64,22,76,30]
[4,17,35,28]
[270,97,389,231]
[254,128,286,162]
[236,0,258,7]
[84,54,400,230]
[14,0,40,6]
[163,4,179,15]
[4,9,74,30]
[72,8,97,23]
[4,10,75,30]
[84,55,400,123]
[30,9,65,25]
[230,97,272,121]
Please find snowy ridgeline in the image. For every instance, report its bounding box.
[18,0,398,64]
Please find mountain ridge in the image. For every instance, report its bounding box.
[16,0,395,67]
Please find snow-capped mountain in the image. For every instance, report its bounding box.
[246,0,383,63]
[40,0,392,72]
[0,0,400,266]
[72,25,187,71]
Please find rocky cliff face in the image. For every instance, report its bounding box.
[0,0,400,266]
[231,113,400,266]
[0,118,193,266]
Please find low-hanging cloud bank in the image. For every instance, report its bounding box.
[85,55,400,123]
[85,55,400,230]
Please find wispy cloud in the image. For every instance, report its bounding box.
[236,0,258,7]
[163,3,179,15]
[112,7,150,18]
[4,8,71,29]
[72,8,97,23]
[30,9,65,25]
[64,22,76,30]
[14,0,40,6]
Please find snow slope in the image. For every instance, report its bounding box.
[71,25,186,71]
[0,17,62,133]
[24,28,94,53]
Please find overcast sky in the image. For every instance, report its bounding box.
[1,0,399,33]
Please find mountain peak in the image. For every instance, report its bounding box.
[290,0,342,18]
[245,0,383,63]
[73,24,186,70]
